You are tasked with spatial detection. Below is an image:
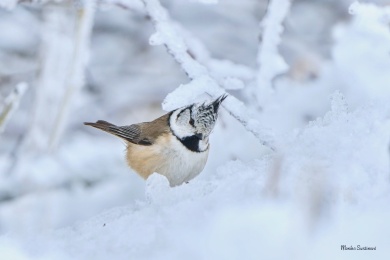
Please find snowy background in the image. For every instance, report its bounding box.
[1,0,390,259]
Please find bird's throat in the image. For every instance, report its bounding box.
[179,135,207,153]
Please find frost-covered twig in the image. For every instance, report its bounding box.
[0,83,28,134]
[142,0,276,150]
[255,0,290,102]
[26,6,73,152]
[49,0,96,148]
[148,3,254,89]
[25,2,94,152]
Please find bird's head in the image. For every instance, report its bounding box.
[169,94,228,142]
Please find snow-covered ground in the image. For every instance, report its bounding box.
[1,0,390,259]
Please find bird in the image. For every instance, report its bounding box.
[84,94,228,186]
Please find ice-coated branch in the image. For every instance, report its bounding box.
[0,83,28,134]
[255,0,290,101]
[142,0,276,150]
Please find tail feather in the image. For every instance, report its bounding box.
[84,120,116,132]
[84,120,141,143]
[84,120,124,140]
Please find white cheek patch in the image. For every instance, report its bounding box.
[170,109,193,139]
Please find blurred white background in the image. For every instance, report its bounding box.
[1,0,390,259]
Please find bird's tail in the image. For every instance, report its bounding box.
[84,120,119,137]
[85,120,142,144]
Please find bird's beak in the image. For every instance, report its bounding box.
[211,94,228,113]
[195,133,204,140]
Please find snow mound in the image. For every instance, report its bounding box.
[1,92,389,259]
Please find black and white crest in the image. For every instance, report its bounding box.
[169,95,228,152]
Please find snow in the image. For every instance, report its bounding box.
[2,102,390,259]
[1,0,390,259]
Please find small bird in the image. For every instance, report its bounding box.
[84,95,227,186]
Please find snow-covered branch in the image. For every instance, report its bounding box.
[174,22,254,90]
[142,0,276,150]
[0,83,28,134]
[255,0,290,102]
[99,0,254,89]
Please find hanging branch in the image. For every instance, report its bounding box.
[141,0,276,150]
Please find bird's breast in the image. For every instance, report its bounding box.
[126,133,209,186]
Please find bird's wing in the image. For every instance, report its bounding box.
[112,124,146,144]
[84,113,171,146]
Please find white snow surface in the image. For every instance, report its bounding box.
[1,97,390,259]
[0,1,390,259]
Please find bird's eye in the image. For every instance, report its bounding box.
[189,118,195,126]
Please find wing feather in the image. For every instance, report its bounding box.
[84,113,171,146]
